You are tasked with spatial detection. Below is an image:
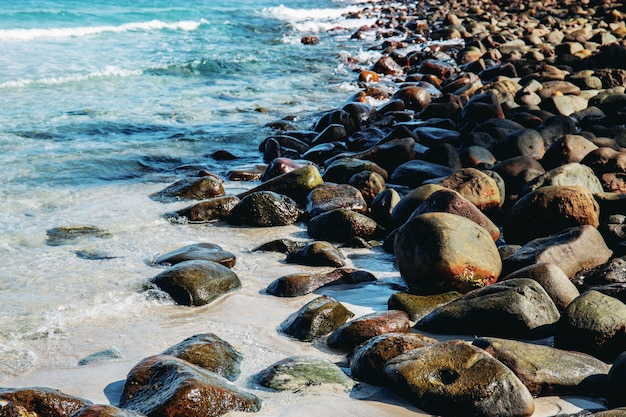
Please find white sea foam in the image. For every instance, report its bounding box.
[265,4,377,35]
[0,66,142,89]
[0,19,208,41]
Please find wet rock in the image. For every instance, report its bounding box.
[227,191,299,227]
[154,243,236,268]
[607,352,626,407]
[554,291,626,362]
[266,268,375,297]
[384,340,535,417]
[305,183,367,218]
[473,337,610,396]
[387,291,462,322]
[150,176,224,202]
[301,36,319,45]
[574,256,626,289]
[70,405,145,417]
[541,135,599,170]
[409,188,500,241]
[492,155,546,199]
[390,86,432,112]
[237,165,323,204]
[520,163,604,197]
[78,347,124,366]
[46,225,111,247]
[280,295,354,342]
[413,127,461,148]
[502,263,580,312]
[307,208,382,243]
[0,387,91,417]
[162,333,242,381]
[284,241,345,267]
[227,164,265,181]
[257,356,355,391]
[370,188,401,228]
[504,185,600,245]
[260,157,302,182]
[416,278,560,340]
[169,196,240,223]
[150,260,241,306]
[372,55,405,76]
[388,159,456,188]
[351,332,437,386]
[322,158,388,184]
[394,212,501,294]
[118,355,261,416]
[423,143,462,170]
[438,167,501,211]
[335,137,417,174]
[349,171,385,204]
[252,238,307,254]
[327,310,411,352]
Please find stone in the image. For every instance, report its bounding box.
[307,208,382,243]
[257,356,355,391]
[252,239,307,254]
[438,167,501,211]
[327,310,411,351]
[519,163,604,197]
[351,332,437,385]
[154,243,236,268]
[237,165,323,204]
[416,278,560,340]
[607,352,626,407]
[70,405,144,417]
[118,355,261,416]
[227,164,265,181]
[169,196,240,223]
[150,176,224,202]
[372,55,404,76]
[384,340,535,417]
[370,188,400,228]
[387,291,462,322]
[574,256,626,289]
[266,268,376,297]
[541,135,599,170]
[409,188,500,241]
[473,337,610,396]
[335,137,417,174]
[284,241,345,267]
[46,225,111,247]
[504,185,600,245]
[389,159,456,188]
[305,183,367,218]
[150,260,241,306]
[0,387,91,417]
[413,127,460,147]
[322,158,388,184]
[555,291,626,362]
[537,115,579,148]
[349,171,385,204]
[390,184,446,228]
[162,333,242,381]
[227,191,299,227]
[260,157,302,182]
[394,212,501,294]
[495,128,546,161]
[502,226,612,278]
[502,263,580,312]
[390,86,432,112]
[582,147,626,177]
[492,156,546,198]
[280,295,354,342]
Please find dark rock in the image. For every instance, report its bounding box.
[305,183,367,218]
[70,405,144,417]
[150,260,241,306]
[78,348,124,366]
[327,310,411,351]
[285,241,345,267]
[607,352,626,407]
[542,135,599,170]
[237,165,323,204]
[169,196,240,223]
[227,191,299,227]
[388,159,456,188]
[257,356,355,391]
[118,355,261,416]
[348,171,385,204]
[46,225,111,247]
[554,291,626,362]
[492,156,546,199]
[574,256,626,289]
[390,86,432,112]
[322,158,388,184]
[388,291,462,321]
[280,295,354,342]
[537,115,579,148]
[384,340,535,417]
[307,208,382,243]
[252,239,307,254]
[495,128,545,161]
[0,387,91,417]
[332,137,417,174]
[150,176,225,202]
[267,268,375,297]
[370,188,401,228]
[260,157,301,182]
[154,243,236,268]
[162,333,242,381]
[390,184,445,228]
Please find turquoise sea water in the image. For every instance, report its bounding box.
[0,0,382,378]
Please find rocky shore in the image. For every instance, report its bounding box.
[3,0,626,416]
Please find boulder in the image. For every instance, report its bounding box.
[349,171,385,204]
[541,135,599,170]
[390,184,445,228]
[169,196,240,223]
[388,160,456,188]
[280,295,354,342]
[305,183,367,218]
[474,337,610,396]
[437,168,502,211]
[266,268,375,297]
[607,352,626,407]
[331,137,417,174]
[257,356,355,391]
[118,355,261,416]
[252,239,307,254]
[416,278,560,340]
[387,291,462,321]
[237,165,323,204]
[384,340,535,417]
[154,243,236,268]
[554,290,626,362]
[227,191,299,227]
[162,333,242,381]
[394,212,501,294]
[370,188,401,228]
[46,225,111,247]
[519,163,604,197]
[70,405,146,417]
[260,157,302,182]
[502,226,612,278]
[150,260,241,306]
[327,310,411,351]
[322,159,388,184]
[0,387,91,417]
[284,241,345,267]
[307,208,382,243]
[574,256,626,289]
[351,332,437,385]
[151,176,224,202]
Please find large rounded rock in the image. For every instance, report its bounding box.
[305,183,367,218]
[390,184,445,228]
[438,168,501,211]
[284,241,345,267]
[322,158,388,184]
[237,165,323,204]
[327,310,411,352]
[387,291,462,322]
[227,191,299,227]
[162,333,242,381]
[118,355,261,416]
[154,243,236,268]
[541,135,599,170]
[416,278,560,340]
[554,290,626,362]
[474,337,610,396]
[257,356,355,391]
[308,208,382,243]
[170,196,240,223]
[151,176,225,202]
[351,332,437,385]
[504,185,600,245]
[394,212,501,294]
[280,295,354,342]
[388,160,456,188]
[519,163,604,197]
[150,260,241,306]
[266,268,375,297]
[0,387,91,417]
[384,340,535,417]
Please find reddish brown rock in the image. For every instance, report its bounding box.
[438,168,501,211]
[306,183,367,217]
[0,387,91,417]
[266,268,376,297]
[327,310,411,351]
